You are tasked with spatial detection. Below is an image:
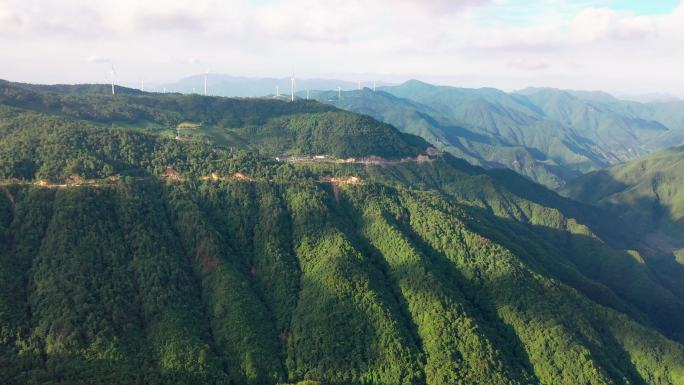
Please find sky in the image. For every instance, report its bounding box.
[1,0,684,96]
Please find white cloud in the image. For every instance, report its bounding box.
[135,11,205,32]
[508,58,549,71]
[571,8,658,42]
[0,0,108,37]
[395,0,493,13]
[0,0,683,96]
[0,3,20,27]
[85,55,110,64]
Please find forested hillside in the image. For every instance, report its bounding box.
[311,81,684,188]
[0,80,424,161]
[2,81,684,385]
[563,145,684,249]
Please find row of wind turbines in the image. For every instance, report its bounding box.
[106,65,377,100]
[107,64,211,96]
[276,75,378,102]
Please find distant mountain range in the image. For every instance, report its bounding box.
[138,76,684,188]
[3,79,684,385]
[161,74,386,97]
[617,92,681,104]
[304,80,684,188]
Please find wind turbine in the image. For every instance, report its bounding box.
[357,80,361,90]
[204,69,209,96]
[291,74,295,102]
[338,86,341,99]
[276,85,280,98]
[141,79,145,92]
[373,80,376,92]
[109,65,117,95]
[306,89,310,100]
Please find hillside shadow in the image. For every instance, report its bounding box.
[335,190,540,384]
[553,170,684,313]
[456,203,684,344]
[5,349,232,385]
[597,193,684,256]
[479,262,652,385]
[393,200,654,385]
[470,167,638,248]
[287,273,426,385]
[392,222,540,384]
[261,183,427,385]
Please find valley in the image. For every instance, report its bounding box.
[309,81,684,189]
[5,0,684,383]
[1,81,684,385]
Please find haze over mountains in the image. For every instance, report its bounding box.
[163,75,684,189]
[2,80,684,385]
[5,0,684,383]
[313,80,684,188]
[162,74,383,98]
[563,145,684,249]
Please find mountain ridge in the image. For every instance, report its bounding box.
[562,145,684,247]
[310,80,684,188]
[2,81,684,384]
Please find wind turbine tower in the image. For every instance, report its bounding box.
[204,69,209,96]
[358,80,361,90]
[109,65,117,95]
[291,74,295,102]
[276,85,280,97]
[373,80,376,92]
[306,89,310,100]
[141,79,145,92]
[338,86,341,99]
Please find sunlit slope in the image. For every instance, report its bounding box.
[312,81,684,188]
[0,80,426,160]
[563,145,684,241]
[3,179,684,385]
[2,82,684,385]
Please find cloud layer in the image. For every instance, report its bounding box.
[1,0,683,95]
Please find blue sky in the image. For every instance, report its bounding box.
[476,0,681,27]
[609,0,680,14]
[1,0,684,96]
[245,0,680,14]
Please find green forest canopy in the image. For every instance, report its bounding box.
[1,81,684,385]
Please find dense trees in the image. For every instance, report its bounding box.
[3,179,684,385]
[562,145,684,239]
[2,81,684,385]
[0,81,426,164]
[316,81,684,188]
